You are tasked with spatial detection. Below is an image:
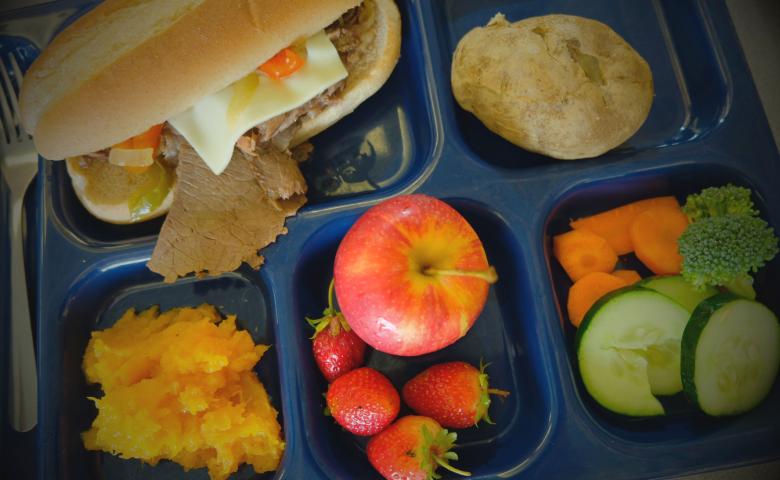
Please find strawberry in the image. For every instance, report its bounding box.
[308,279,367,382]
[326,367,400,436]
[402,361,509,429]
[367,415,471,480]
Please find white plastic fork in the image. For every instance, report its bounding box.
[0,50,38,432]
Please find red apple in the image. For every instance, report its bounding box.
[333,194,497,356]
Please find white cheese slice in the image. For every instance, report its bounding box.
[169,30,347,175]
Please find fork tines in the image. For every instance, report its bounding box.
[0,52,26,145]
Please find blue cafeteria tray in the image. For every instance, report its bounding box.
[2,0,779,478]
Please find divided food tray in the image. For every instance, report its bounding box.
[1,0,779,478]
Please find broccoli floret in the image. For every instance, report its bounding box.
[678,215,778,299]
[683,184,759,222]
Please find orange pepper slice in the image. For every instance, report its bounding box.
[113,123,165,151]
[257,48,305,80]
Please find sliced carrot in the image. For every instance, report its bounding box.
[567,272,628,327]
[611,269,642,284]
[553,229,618,282]
[629,205,689,275]
[570,196,680,255]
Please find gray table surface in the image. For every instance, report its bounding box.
[727,0,780,151]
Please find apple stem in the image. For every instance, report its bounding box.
[487,388,510,398]
[327,278,336,312]
[433,454,472,477]
[423,266,498,284]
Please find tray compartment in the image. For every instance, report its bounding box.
[43,0,438,247]
[424,0,729,169]
[43,258,286,480]
[544,162,780,447]
[291,199,555,478]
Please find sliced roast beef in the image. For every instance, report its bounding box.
[244,144,307,200]
[147,143,306,282]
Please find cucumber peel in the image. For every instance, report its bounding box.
[681,293,780,416]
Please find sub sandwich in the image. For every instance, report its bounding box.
[20,0,401,281]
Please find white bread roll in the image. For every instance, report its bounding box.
[20,0,362,159]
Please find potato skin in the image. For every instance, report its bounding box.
[451,13,653,160]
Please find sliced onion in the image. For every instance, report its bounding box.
[108,147,155,167]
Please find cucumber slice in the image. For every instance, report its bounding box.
[637,275,718,312]
[681,293,780,416]
[576,287,690,416]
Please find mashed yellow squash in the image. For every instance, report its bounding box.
[82,304,284,480]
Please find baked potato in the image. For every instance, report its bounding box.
[451,13,654,160]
